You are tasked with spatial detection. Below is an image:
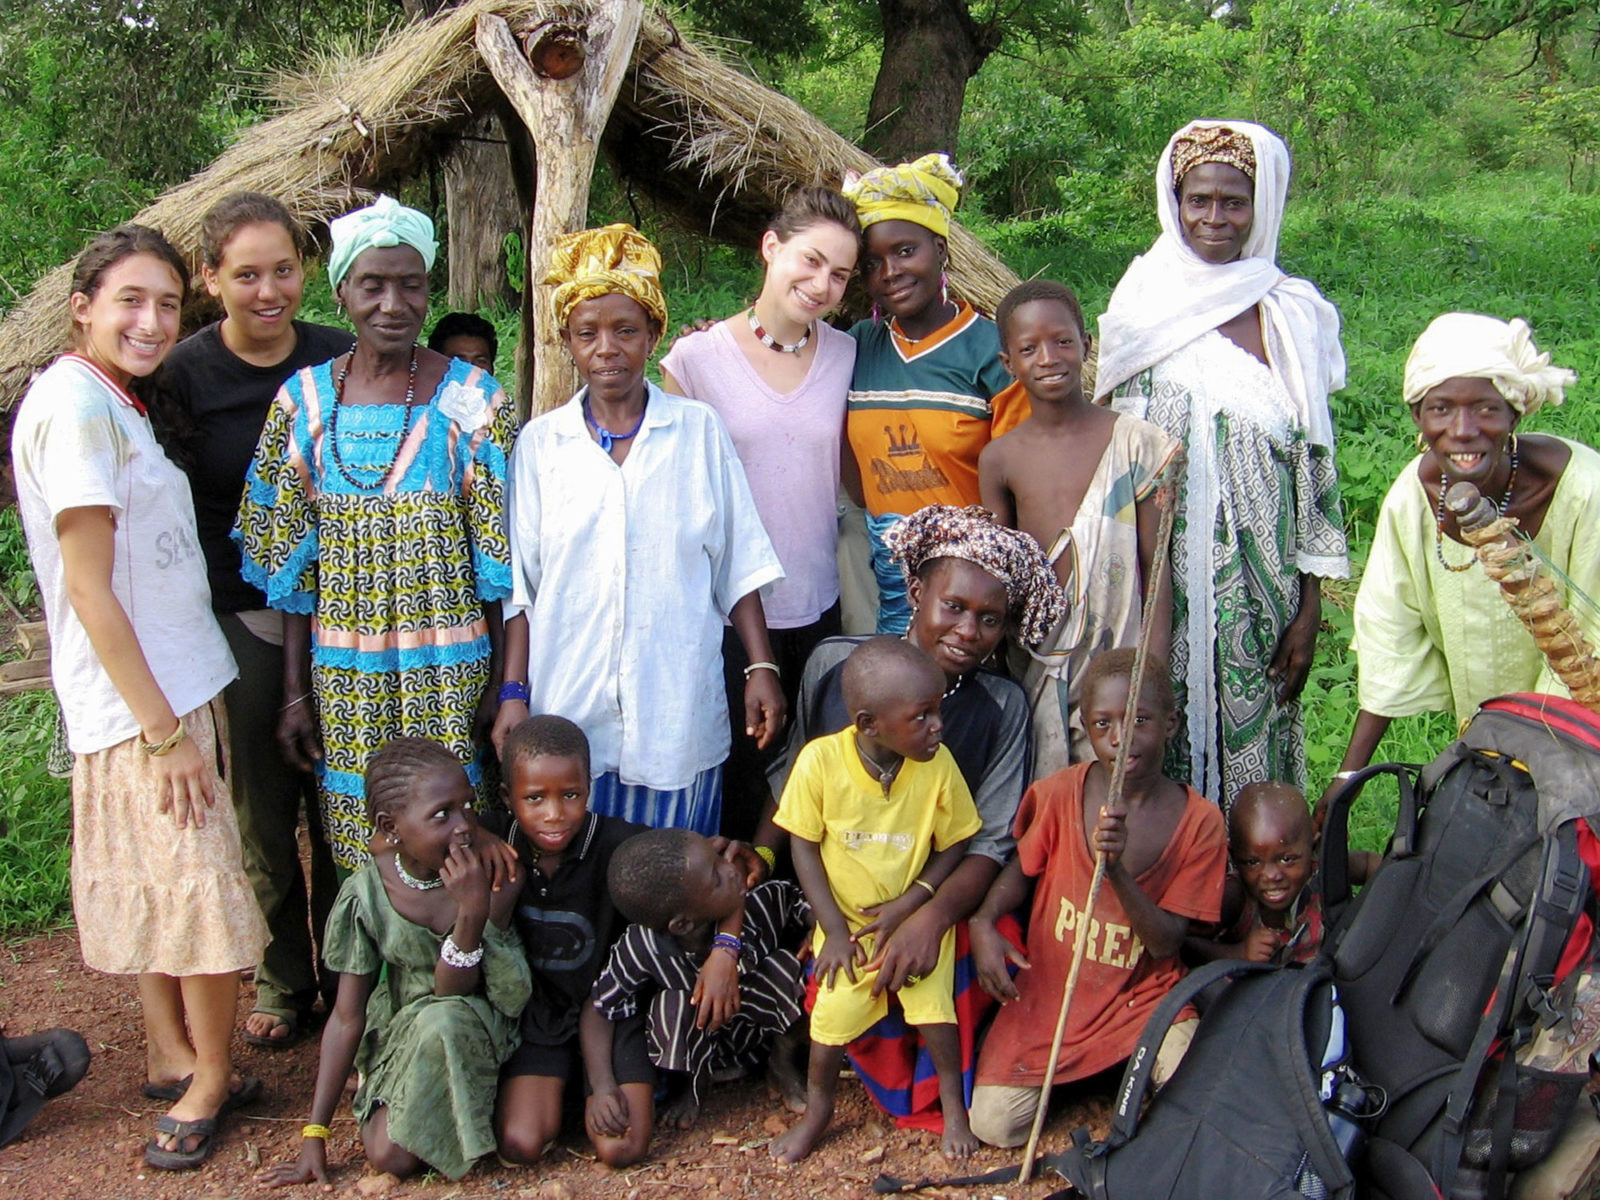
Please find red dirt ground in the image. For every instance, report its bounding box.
[0,928,1109,1199]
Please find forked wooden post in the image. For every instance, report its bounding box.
[476,1,642,418]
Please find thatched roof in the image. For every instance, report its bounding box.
[0,0,1020,410]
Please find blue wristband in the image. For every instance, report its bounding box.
[498,680,530,704]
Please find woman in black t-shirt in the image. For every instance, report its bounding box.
[155,192,351,1051]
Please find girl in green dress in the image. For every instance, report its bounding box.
[260,739,529,1186]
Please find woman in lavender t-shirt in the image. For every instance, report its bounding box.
[660,188,861,841]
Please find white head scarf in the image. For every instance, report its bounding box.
[1403,313,1576,417]
[1094,119,1345,449]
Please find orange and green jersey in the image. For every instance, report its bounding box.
[847,303,1030,518]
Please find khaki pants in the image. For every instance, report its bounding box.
[969,1018,1198,1148]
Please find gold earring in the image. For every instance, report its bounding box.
[1415,431,1428,453]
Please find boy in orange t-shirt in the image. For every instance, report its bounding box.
[966,648,1226,1147]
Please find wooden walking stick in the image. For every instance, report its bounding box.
[1017,457,1182,1182]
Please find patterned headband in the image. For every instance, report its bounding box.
[1171,125,1257,187]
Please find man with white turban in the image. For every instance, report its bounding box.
[1328,312,1598,786]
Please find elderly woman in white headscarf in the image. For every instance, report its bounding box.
[1095,120,1349,806]
[1327,313,1596,782]
[236,195,517,869]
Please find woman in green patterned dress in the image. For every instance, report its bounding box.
[1094,120,1349,807]
[237,196,515,870]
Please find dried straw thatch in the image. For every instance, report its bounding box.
[0,0,1020,409]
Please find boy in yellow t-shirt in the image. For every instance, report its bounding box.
[772,637,982,1164]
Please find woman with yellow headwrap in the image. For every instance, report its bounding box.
[842,154,1031,634]
[1326,314,1599,790]
[237,195,518,871]
[495,224,785,839]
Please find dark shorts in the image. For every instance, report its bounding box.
[501,1011,654,1091]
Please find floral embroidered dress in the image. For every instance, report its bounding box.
[237,357,515,869]
[1111,331,1348,799]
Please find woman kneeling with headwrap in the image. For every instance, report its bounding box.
[1327,313,1598,790]
[754,504,1065,1133]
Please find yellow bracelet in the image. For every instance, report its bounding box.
[754,845,777,872]
[302,1123,332,1141]
[912,878,937,899]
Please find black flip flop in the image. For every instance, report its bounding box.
[140,1073,261,1114]
[144,1114,218,1170]
[242,1009,305,1051]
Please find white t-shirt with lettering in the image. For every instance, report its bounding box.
[12,355,236,753]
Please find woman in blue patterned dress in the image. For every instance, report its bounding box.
[236,197,514,871]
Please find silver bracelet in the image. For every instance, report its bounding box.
[743,661,780,679]
[439,934,484,969]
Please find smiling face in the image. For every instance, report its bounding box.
[69,253,184,386]
[506,752,589,858]
[760,219,858,325]
[560,293,661,406]
[1231,793,1314,916]
[908,558,1009,681]
[1081,671,1177,784]
[1177,162,1255,265]
[383,763,478,876]
[861,219,946,322]
[203,220,304,351]
[1413,375,1519,490]
[337,245,430,355]
[999,298,1090,407]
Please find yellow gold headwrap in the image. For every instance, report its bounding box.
[543,224,668,330]
[843,153,964,237]
[1171,125,1257,186]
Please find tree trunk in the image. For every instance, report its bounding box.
[442,115,523,311]
[404,0,525,312]
[863,0,996,162]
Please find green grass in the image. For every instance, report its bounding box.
[0,691,71,933]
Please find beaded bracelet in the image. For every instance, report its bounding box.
[753,845,777,872]
[499,680,531,704]
[711,932,742,961]
[440,934,485,969]
[302,1123,332,1141]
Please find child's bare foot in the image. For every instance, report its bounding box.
[941,1109,979,1160]
[770,1101,832,1164]
[657,1083,700,1131]
[767,1031,808,1115]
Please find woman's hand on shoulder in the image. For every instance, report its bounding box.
[477,833,521,926]
[257,1136,332,1190]
[153,734,217,830]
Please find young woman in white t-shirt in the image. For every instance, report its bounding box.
[659,188,861,842]
[10,225,266,1170]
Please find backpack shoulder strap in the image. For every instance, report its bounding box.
[1103,958,1277,1147]
[1320,762,1423,921]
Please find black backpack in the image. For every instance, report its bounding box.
[1318,693,1600,1200]
[1045,957,1374,1200]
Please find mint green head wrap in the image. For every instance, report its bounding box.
[327,195,437,288]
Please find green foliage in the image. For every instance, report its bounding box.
[0,692,71,933]
[1523,83,1600,188]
